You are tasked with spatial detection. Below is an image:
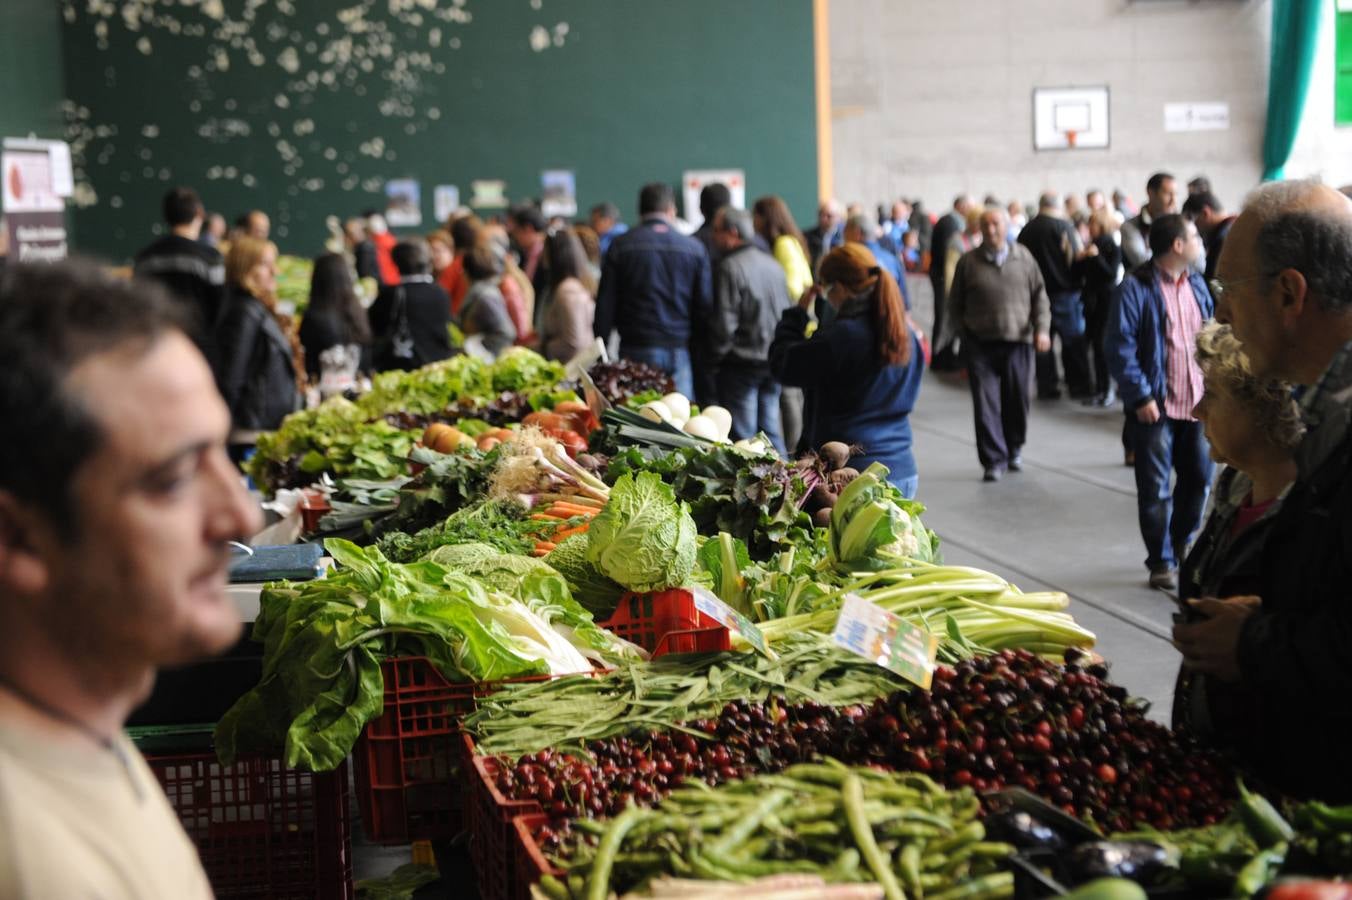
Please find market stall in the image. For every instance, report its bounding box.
[145,350,1352,900]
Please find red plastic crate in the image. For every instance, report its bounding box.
[354,657,479,844]
[513,813,566,900]
[144,749,352,900]
[355,658,607,845]
[465,735,544,900]
[600,588,732,657]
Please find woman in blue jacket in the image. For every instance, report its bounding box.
[769,243,925,497]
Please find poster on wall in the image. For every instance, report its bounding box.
[384,179,422,228]
[540,170,577,218]
[470,179,508,210]
[1032,87,1110,151]
[682,169,745,229]
[433,185,461,224]
[1164,102,1230,133]
[2,138,69,263]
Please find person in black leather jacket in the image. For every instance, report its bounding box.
[368,239,455,371]
[213,236,302,458]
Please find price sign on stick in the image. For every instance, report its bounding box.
[831,593,939,689]
[690,586,774,658]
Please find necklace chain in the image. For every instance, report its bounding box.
[0,677,145,801]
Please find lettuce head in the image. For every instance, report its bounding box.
[586,471,697,592]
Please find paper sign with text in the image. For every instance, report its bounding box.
[690,586,772,657]
[831,593,939,689]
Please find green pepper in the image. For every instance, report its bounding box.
[1238,782,1296,848]
[1234,843,1287,899]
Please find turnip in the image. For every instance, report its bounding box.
[702,406,733,439]
[661,392,691,424]
[682,415,721,441]
[639,400,673,424]
[807,483,837,511]
[820,441,852,471]
[829,467,861,491]
[812,507,833,527]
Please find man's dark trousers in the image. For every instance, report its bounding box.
[1036,290,1093,397]
[964,338,1033,470]
[1127,416,1214,573]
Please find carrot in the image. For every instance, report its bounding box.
[530,512,568,521]
[552,525,589,541]
[549,502,599,518]
[534,541,557,554]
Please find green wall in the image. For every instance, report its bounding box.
[0,0,65,140]
[60,0,818,261]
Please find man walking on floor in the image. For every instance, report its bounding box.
[1106,214,1215,591]
[1017,192,1093,399]
[948,207,1052,482]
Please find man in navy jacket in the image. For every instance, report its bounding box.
[1106,214,1214,591]
[594,183,712,398]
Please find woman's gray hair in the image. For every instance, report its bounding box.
[1243,179,1352,313]
[1195,321,1304,451]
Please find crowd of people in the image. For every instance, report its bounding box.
[4,174,1352,895]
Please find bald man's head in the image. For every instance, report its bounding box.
[1216,180,1352,382]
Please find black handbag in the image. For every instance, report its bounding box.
[376,286,417,370]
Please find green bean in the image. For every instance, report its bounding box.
[778,800,843,823]
[710,790,792,855]
[586,805,648,900]
[879,821,947,840]
[927,821,984,855]
[900,842,924,897]
[843,774,906,900]
[796,821,842,838]
[830,847,862,878]
[926,871,1014,900]
[536,875,570,900]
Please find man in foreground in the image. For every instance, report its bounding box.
[1176,179,1352,801]
[0,261,262,895]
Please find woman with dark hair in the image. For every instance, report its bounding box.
[538,229,596,361]
[300,253,372,382]
[458,240,517,359]
[214,235,303,459]
[769,243,925,497]
[440,214,482,316]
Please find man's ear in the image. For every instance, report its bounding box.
[1275,268,1309,324]
[0,494,53,597]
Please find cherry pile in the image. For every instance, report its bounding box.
[885,649,1236,832]
[486,650,1236,844]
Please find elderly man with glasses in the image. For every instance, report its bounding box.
[1106,213,1215,592]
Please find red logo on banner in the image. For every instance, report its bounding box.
[8,164,22,201]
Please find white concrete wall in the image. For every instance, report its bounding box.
[1285,1,1352,190]
[828,0,1274,213]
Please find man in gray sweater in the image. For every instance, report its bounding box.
[949,207,1052,481]
[708,206,793,452]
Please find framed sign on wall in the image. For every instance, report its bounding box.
[1033,86,1110,151]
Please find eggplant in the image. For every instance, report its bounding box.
[1067,841,1173,885]
[984,809,1065,851]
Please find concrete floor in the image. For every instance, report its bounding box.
[909,371,1183,721]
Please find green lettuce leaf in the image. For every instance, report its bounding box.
[586,471,697,592]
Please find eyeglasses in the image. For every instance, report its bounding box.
[1208,274,1266,301]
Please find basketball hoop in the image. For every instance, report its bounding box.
[1064,129,1079,149]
